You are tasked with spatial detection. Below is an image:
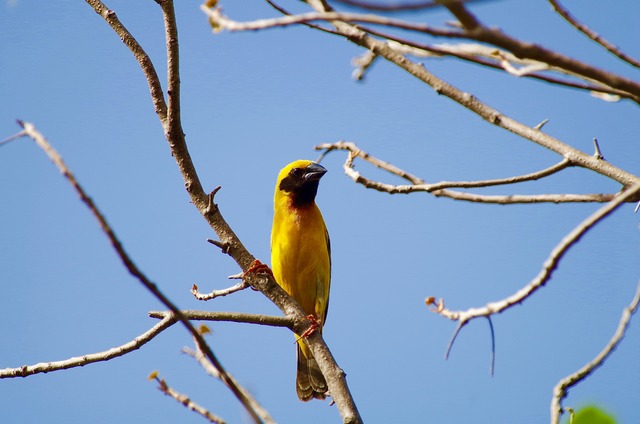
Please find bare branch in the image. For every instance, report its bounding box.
[204,2,640,101]
[429,183,640,324]
[316,141,616,204]
[183,340,277,424]
[0,314,175,378]
[87,2,362,420]
[331,0,477,13]
[151,373,227,424]
[13,120,263,423]
[149,310,295,329]
[440,2,640,99]
[192,281,250,301]
[202,6,460,37]
[265,0,341,36]
[550,282,640,424]
[291,7,639,188]
[548,0,640,69]
[375,36,633,100]
[84,0,168,121]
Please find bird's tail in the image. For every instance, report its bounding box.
[296,343,328,401]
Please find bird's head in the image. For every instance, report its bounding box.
[275,160,327,208]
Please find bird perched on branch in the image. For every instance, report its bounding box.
[271,160,331,401]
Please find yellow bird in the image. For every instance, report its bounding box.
[271,160,331,401]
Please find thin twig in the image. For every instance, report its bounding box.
[152,373,227,424]
[202,6,461,37]
[184,340,277,424]
[440,2,640,99]
[192,281,249,301]
[0,314,175,378]
[265,0,341,36]
[316,141,616,204]
[85,0,168,121]
[429,183,640,323]
[332,0,477,13]
[548,0,640,69]
[550,282,640,424]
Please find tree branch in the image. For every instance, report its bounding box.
[149,310,295,329]
[88,2,362,421]
[428,183,640,325]
[316,141,618,204]
[11,120,264,423]
[550,281,640,424]
[191,281,250,301]
[441,3,640,99]
[183,340,277,424]
[0,314,175,378]
[548,0,640,69]
[152,372,227,424]
[85,0,168,121]
[203,2,640,102]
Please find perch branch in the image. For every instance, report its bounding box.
[87,1,361,420]
[149,310,295,329]
[550,281,640,424]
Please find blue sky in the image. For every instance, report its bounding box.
[1,1,639,423]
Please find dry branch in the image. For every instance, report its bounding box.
[87,1,362,422]
[429,183,640,323]
[152,373,227,424]
[550,282,640,424]
[316,141,618,204]
[0,314,175,378]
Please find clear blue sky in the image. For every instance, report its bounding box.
[1,1,639,423]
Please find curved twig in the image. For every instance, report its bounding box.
[429,183,640,323]
[85,0,168,121]
[192,281,250,301]
[152,373,227,424]
[550,282,640,424]
[316,141,617,204]
[0,314,175,378]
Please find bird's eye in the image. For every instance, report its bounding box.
[290,167,303,177]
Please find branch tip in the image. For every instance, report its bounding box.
[207,238,230,254]
[534,118,550,130]
[593,138,604,160]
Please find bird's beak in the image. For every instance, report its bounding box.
[304,163,327,181]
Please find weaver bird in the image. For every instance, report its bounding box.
[271,160,331,401]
